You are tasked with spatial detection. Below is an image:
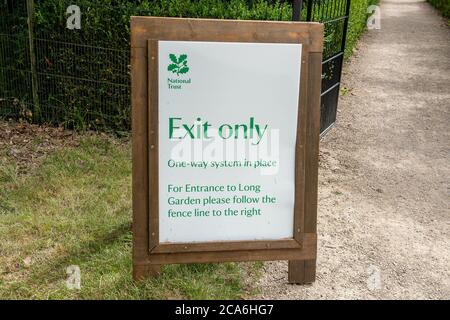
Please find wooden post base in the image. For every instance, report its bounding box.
[288,259,316,284]
[133,264,161,281]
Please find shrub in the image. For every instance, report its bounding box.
[427,0,450,18]
[345,0,379,58]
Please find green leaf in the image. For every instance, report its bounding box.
[179,67,189,74]
[168,64,178,72]
[178,54,187,63]
[169,54,178,64]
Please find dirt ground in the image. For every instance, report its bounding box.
[257,0,450,299]
[0,121,81,174]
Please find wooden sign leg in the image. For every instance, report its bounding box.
[133,264,162,281]
[288,259,316,284]
[288,51,321,285]
[131,44,161,282]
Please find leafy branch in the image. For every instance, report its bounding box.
[167,54,189,76]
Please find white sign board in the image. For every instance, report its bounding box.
[158,41,302,243]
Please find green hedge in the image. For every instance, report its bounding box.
[1,0,378,131]
[3,0,293,131]
[346,0,379,58]
[428,0,450,18]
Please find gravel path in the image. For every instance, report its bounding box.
[257,0,450,299]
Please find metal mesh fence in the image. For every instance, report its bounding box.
[302,0,351,134]
[0,1,33,120]
[0,0,350,133]
[1,0,134,130]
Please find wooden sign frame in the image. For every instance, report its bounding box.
[131,17,323,284]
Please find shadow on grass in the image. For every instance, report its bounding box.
[28,221,132,285]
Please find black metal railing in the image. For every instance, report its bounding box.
[292,0,351,134]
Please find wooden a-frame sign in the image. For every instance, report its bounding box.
[131,16,323,284]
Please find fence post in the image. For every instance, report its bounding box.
[306,0,313,21]
[26,0,40,121]
[341,0,352,52]
[292,0,303,21]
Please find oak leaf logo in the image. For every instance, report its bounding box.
[168,54,189,76]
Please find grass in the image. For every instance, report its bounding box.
[0,134,260,299]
